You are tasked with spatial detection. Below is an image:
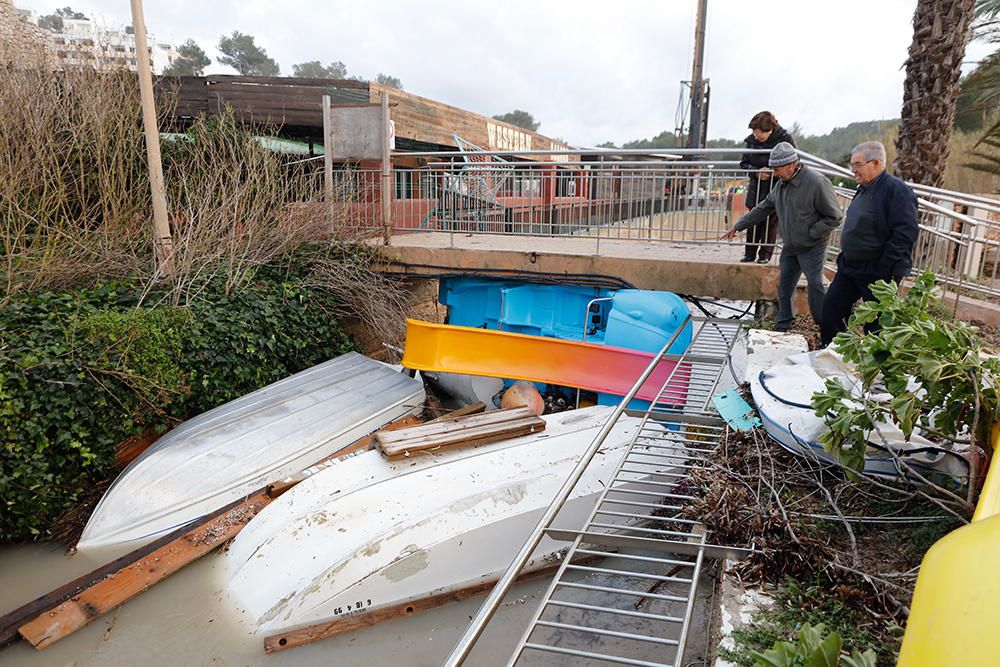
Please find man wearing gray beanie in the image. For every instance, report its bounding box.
[721,142,843,331]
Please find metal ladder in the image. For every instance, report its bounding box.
[444,316,747,667]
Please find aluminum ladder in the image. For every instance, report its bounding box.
[445,316,748,667]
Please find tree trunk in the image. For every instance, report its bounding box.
[894,0,976,187]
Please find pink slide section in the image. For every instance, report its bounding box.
[401,319,689,404]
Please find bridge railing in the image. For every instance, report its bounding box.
[318,148,1000,301]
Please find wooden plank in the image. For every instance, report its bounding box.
[380,416,545,460]
[382,421,543,461]
[18,490,274,650]
[263,556,589,654]
[375,407,536,446]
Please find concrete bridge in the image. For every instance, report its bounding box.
[377,231,1000,325]
[378,232,779,300]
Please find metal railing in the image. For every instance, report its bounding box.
[317,147,1000,301]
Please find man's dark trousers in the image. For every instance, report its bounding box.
[820,268,883,346]
[776,243,828,332]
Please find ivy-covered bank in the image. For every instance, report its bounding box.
[0,273,354,542]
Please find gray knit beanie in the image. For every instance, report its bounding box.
[768,142,798,167]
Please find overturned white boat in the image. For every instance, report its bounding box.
[78,353,425,552]
[222,405,671,634]
[750,349,970,482]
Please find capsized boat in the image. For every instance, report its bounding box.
[78,352,425,552]
[750,348,970,481]
[222,405,673,633]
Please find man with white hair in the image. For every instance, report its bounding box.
[819,140,919,346]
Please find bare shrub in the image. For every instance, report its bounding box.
[0,58,379,307]
[159,114,328,305]
[303,242,411,351]
[0,65,151,301]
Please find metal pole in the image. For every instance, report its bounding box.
[381,92,393,245]
[129,0,172,277]
[322,95,334,238]
[687,0,708,150]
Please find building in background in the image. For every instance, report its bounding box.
[9,1,178,72]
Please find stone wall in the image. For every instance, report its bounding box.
[0,0,50,65]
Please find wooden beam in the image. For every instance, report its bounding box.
[263,558,583,654]
[18,490,273,650]
[0,514,201,648]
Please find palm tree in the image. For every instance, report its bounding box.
[894,0,977,187]
[965,0,1000,181]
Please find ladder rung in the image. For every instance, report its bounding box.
[520,642,673,667]
[587,522,699,539]
[564,563,694,585]
[546,598,685,624]
[595,498,684,512]
[608,477,688,491]
[546,529,751,561]
[534,619,680,645]
[603,487,696,501]
[573,548,695,568]
[554,580,689,603]
[593,509,701,525]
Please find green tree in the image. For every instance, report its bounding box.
[894,0,976,187]
[292,60,347,78]
[38,6,87,32]
[216,31,280,76]
[375,73,403,89]
[492,110,540,132]
[163,39,211,76]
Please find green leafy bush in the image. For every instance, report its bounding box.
[0,277,353,541]
[752,623,877,667]
[721,580,899,667]
[811,271,1000,481]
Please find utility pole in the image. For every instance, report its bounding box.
[687,0,708,150]
[129,0,173,277]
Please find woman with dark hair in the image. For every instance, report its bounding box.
[739,111,796,263]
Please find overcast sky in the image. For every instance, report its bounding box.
[15,0,996,146]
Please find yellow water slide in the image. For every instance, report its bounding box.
[897,428,1000,665]
[400,319,689,403]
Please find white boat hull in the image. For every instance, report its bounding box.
[222,406,671,633]
[750,349,969,481]
[78,352,425,552]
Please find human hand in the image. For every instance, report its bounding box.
[720,228,738,241]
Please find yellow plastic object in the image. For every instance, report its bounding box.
[401,319,689,403]
[896,426,1000,666]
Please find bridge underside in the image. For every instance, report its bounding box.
[377,233,779,301]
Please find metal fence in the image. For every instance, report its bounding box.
[318,147,1000,301]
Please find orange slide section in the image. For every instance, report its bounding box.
[401,319,688,404]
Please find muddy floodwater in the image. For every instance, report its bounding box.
[0,542,553,666]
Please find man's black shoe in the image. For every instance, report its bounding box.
[739,256,754,263]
